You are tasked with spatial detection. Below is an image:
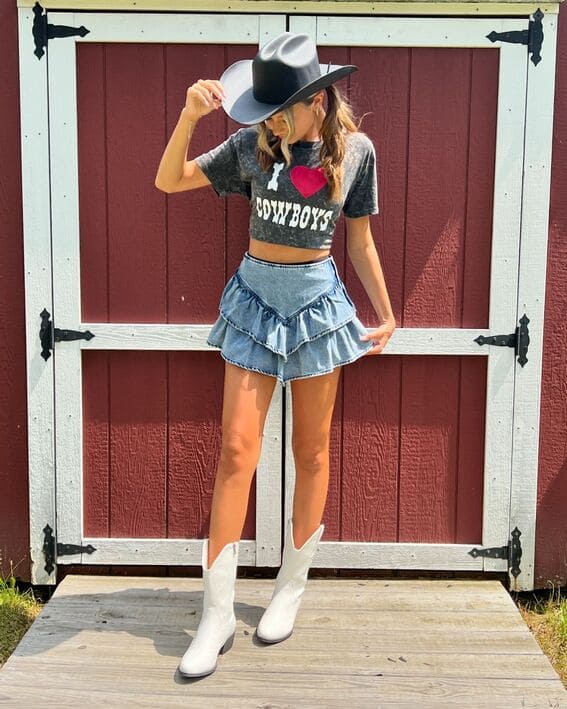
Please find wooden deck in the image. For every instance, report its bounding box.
[0,575,565,707]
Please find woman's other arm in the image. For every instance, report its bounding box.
[154,79,226,193]
[346,215,396,356]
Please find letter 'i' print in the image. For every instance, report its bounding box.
[267,162,285,191]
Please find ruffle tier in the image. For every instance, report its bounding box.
[207,315,374,384]
[207,269,375,384]
[216,271,358,362]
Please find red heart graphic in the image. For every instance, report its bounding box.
[290,166,328,198]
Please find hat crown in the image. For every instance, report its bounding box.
[252,32,321,105]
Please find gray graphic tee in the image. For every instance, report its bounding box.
[194,126,379,250]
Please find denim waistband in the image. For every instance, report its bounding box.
[243,251,334,269]
[237,250,341,318]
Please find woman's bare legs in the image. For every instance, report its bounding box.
[207,361,277,567]
[289,366,342,548]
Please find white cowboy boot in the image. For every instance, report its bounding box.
[178,538,239,678]
[256,517,324,643]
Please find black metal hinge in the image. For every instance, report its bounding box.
[40,308,95,361]
[43,524,97,575]
[474,313,530,367]
[486,8,544,66]
[32,1,90,60]
[468,526,522,578]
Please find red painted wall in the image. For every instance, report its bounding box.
[0,0,31,582]
[0,1,564,588]
[534,3,567,590]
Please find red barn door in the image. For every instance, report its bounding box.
[286,14,544,591]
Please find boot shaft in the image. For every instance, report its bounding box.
[275,518,324,593]
[202,539,239,609]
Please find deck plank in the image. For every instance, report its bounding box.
[0,575,565,707]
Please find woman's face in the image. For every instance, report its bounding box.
[264,91,324,143]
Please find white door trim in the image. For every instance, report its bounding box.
[17,6,57,586]
[509,12,558,591]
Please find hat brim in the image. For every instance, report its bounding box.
[219,60,358,125]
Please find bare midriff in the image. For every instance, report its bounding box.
[248,237,331,264]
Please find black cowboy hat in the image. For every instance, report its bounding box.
[219,31,358,125]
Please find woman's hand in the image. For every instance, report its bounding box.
[183,79,227,123]
[359,316,396,355]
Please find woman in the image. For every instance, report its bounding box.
[155,31,396,678]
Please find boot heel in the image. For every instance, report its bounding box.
[220,631,235,654]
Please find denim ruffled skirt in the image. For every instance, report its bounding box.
[206,251,374,387]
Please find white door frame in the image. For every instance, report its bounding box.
[509,11,557,592]
[288,12,557,591]
[18,9,287,584]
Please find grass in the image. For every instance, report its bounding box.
[0,566,565,688]
[0,561,44,669]
[513,584,567,687]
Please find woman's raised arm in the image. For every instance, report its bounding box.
[154,79,226,194]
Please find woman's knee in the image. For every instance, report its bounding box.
[218,429,261,477]
[217,364,276,480]
[291,436,330,473]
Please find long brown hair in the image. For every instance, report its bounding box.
[254,84,370,202]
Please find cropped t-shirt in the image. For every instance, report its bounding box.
[194,126,379,250]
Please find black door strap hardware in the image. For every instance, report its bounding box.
[40,308,95,361]
[474,313,530,367]
[32,1,90,60]
[468,526,522,578]
[486,8,544,66]
[43,523,97,575]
